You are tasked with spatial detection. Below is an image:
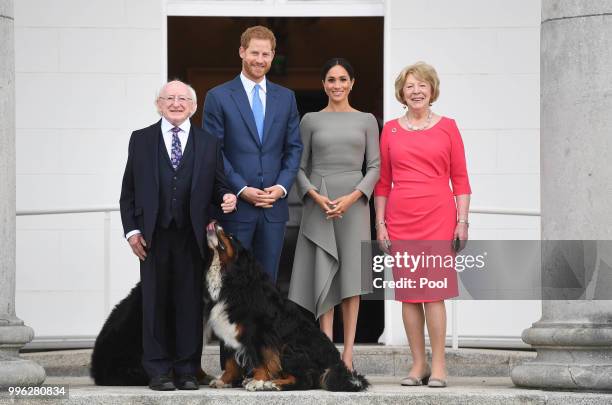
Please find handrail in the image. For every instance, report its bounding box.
[16,206,541,216]
[470,207,540,216]
[16,206,119,216]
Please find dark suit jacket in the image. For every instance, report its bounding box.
[202,75,303,223]
[119,119,231,255]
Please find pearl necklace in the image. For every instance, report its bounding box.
[404,109,432,131]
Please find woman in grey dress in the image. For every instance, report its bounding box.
[288,58,380,371]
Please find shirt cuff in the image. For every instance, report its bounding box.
[237,186,247,197]
[276,184,288,198]
[125,229,141,240]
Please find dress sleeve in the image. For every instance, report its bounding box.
[355,114,381,200]
[295,114,317,199]
[374,123,392,197]
[448,119,472,196]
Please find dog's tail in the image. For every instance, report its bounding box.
[320,362,370,392]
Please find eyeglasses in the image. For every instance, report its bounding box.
[159,95,193,104]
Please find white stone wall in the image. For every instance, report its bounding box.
[382,0,542,345]
[14,0,162,341]
[14,0,542,346]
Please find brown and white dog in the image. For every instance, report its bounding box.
[205,221,369,391]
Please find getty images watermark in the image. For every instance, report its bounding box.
[360,240,612,300]
[372,249,487,289]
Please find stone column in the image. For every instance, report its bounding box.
[511,1,612,390]
[0,0,46,388]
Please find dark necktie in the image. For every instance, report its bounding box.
[170,127,182,169]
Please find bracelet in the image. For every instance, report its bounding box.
[457,219,469,226]
[375,220,386,229]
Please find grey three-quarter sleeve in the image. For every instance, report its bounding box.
[354,114,380,200]
[295,113,317,199]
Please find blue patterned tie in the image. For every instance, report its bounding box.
[170,127,182,169]
[252,84,264,142]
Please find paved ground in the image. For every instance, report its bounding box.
[2,376,611,404]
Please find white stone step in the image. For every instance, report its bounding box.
[21,345,536,378]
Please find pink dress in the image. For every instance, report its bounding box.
[373,117,471,301]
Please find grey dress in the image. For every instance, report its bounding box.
[288,112,380,318]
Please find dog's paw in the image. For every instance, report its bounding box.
[244,379,280,392]
[209,378,232,388]
[241,377,253,388]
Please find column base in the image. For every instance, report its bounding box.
[512,362,612,391]
[0,323,46,388]
[0,357,46,388]
[511,323,612,390]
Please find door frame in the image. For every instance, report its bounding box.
[161,0,389,343]
[162,0,384,81]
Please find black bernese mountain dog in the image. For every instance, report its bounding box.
[205,221,369,392]
[91,220,369,392]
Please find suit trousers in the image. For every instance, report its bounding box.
[140,223,204,378]
[222,211,286,282]
[218,210,286,370]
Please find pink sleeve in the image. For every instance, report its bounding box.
[448,119,472,196]
[374,124,392,197]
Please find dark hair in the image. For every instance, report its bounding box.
[320,58,355,81]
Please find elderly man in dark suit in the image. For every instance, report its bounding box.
[120,80,237,391]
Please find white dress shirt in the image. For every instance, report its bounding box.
[160,116,190,157]
[237,72,287,198]
[125,117,191,240]
[240,72,267,112]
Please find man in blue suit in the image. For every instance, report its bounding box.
[203,25,302,283]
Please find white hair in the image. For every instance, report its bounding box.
[155,80,198,117]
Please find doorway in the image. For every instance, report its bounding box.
[168,16,384,343]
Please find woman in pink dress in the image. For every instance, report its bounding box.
[374,62,471,388]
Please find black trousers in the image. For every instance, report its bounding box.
[140,224,203,378]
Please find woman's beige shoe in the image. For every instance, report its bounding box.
[400,369,431,386]
[427,378,447,388]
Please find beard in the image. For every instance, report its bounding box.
[243,60,270,80]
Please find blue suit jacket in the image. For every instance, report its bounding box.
[202,75,303,222]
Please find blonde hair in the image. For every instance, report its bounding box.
[394,62,440,105]
[240,26,276,51]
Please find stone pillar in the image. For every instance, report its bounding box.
[511,1,612,390]
[0,0,46,388]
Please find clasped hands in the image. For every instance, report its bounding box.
[240,185,284,208]
[310,189,363,220]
